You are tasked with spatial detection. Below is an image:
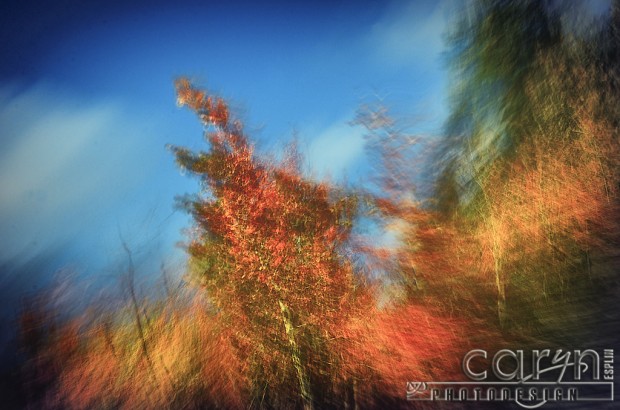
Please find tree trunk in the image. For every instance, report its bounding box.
[278,300,313,410]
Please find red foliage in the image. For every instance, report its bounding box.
[174,79,365,401]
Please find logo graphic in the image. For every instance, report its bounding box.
[407,348,614,408]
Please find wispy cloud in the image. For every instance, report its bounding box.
[366,1,448,68]
[0,82,154,262]
[303,119,367,181]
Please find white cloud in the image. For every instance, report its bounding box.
[0,82,154,261]
[304,119,367,181]
[367,1,448,68]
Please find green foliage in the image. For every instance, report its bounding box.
[431,0,620,337]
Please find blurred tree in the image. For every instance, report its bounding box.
[434,0,619,332]
[438,0,561,215]
[171,79,366,409]
[433,1,561,326]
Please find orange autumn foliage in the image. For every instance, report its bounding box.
[172,79,368,404]
[20,292,247,409]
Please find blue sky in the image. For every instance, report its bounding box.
[0,0,451,298]
[0,0,614,359]
[0,0,613,294]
